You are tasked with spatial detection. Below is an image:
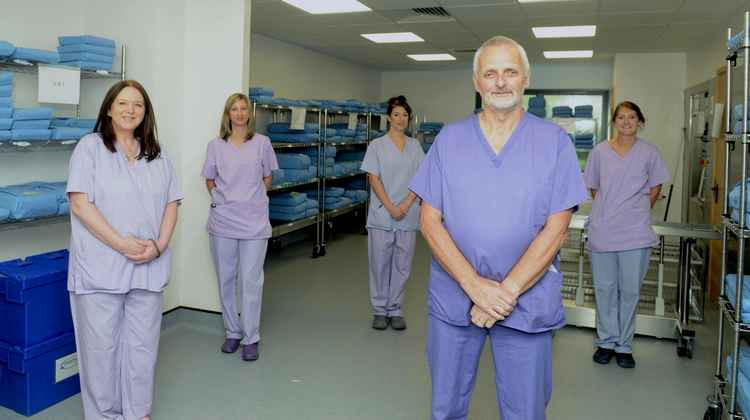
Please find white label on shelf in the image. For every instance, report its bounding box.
[347,113,358,130]
[379,115,387,131]
[55,352,79,383]
[38,65,81,105]
[290,107,307,131]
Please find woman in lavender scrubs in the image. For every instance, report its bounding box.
[361,95,425,330]
[584,101,670,369]
[202,93,278,361]
[67,80,182,420]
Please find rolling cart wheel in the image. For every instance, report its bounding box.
[320,244,327,257]
[312,244,320,259]
[703,403,721,420]
[676,337,694,359]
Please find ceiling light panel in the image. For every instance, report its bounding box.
[543,50,594,58]
[407,54,456,61]
[281,0,370,14]
[361,32,425,43]
[532,25,596,38]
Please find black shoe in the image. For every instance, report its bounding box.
[615,352,635,368]
[390,316,406,330]
[372,315,389,330]
[592,347,615,364]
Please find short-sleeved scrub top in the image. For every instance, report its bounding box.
[360,135,425,231]
[66,133,183,294]
[583,138,671,253]
[409,113,588,332]
[201,134,279,240]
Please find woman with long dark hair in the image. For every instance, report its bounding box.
[67,80,182,420]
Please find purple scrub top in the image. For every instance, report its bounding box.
[201,134,279,240]
[583,138,670,252]
[361,134,425,231]
[409,113,587,332]
[66,133,183,294]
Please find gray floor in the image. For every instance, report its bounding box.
[2,232,718,420]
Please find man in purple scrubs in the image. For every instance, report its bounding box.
[410,36,587,420]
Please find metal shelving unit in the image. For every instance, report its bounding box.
[706,14,750,420]
[0,46,126,232]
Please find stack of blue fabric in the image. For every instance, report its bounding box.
[552,106,573,118]
[11,108,54,142]
[733,103,750,133]
[0,72,12,141]
[726,274,750,323]
[419,122,444,135]
[354,122,369,142]
[274,153,315,184]
[725,345,750,415]
[49,118,95,141]
[729,31,746,50]
[249,87,274,104]
[527,95,546,118]
[0,181,68,220]
[343,99,366,113]
[304,198,319,218]
[344,189,368,203]
[9,45,59,65]
[269,192,309,222]
[322,187,352,210]
[729,180,750,223]
[344,178,367,190]
[0,40,15,60]
[574,134,595,150]
[266,122,321,143]
[574,105,594,118]
[58,35,116,71]
[271,169,286,187]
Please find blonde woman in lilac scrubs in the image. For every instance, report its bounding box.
[202,93,278,361]
[584,101,670,369]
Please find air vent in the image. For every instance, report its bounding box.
[413,7,450,17]
[382,7,456,24]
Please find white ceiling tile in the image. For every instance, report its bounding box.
[676,0,739,21]
[520,0,598,18]
[597,11,677,26]
[599,0,682,14]
[526,15,598,27]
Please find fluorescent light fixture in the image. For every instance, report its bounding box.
[281,0,370,14]
[543,50,594,59]
[407,54,456,61]
[533,25,596,38]
[518,0,579,3]
[361,32,424,43]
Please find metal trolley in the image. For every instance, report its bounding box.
[706,11,750,420]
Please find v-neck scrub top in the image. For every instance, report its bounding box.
[583,138,670,253]
[409,113,588,331]
[361,134,425,231]
[66,133,183,294]
[201,135,279,240]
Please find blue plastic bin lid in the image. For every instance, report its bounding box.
[0,332,75,374]
[0,250,68,302]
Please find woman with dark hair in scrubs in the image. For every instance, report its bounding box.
[361,95,425,330]
[202,92,278,361]
[584,101,670,368]
[67,80,182,420]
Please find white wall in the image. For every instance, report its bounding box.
[380,60,613,124]
[250,33,381,102]
[613,53,687,222]
[0,0,251,312]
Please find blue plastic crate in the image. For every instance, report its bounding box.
[0,332,80,416]
[0,250,72,348]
